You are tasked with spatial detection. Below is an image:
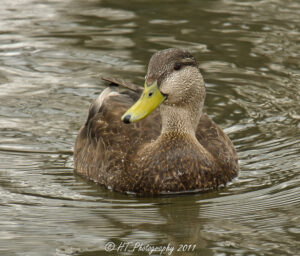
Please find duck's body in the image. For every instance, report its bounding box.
[74,49,238,195]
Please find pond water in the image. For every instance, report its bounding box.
[0,0,300,255]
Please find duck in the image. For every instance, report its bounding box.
[74,48,238,195]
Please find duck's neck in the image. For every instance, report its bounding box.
[160,103,203,137]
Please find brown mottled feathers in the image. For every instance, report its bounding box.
[74,78,238,195]
[74,84,161,192]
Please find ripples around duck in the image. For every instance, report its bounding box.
[0,0,299,255]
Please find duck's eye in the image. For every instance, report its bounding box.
[174,63,181,70]
[148,92,153,97]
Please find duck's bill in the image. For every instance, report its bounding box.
[122,81,166,123]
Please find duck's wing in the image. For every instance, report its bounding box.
[74,80,161,188]
[196,113,238,173]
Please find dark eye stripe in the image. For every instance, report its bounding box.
[181,61,197,67]
[173,61,196,71]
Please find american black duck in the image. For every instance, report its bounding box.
[74,48,238,195]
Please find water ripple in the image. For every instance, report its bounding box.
[0,0,299,255]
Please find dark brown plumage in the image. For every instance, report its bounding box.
[74,48,238,195]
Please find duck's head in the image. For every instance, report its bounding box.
[122,48,205,124]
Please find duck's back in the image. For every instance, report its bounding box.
[74,88,161,190]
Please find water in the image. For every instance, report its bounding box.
[0,0,299,255]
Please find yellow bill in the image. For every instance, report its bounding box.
[122,81,166,123]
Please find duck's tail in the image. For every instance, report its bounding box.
[101,76,143,93]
